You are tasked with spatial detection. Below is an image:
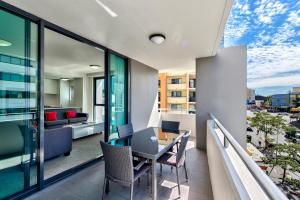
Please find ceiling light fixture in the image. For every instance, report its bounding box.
[149,34,166,45]
[0,39,12,47]
[89,64,102,69]
[95,0,118,18]
[60,78,70,81]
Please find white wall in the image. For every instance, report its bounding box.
[160,113,196,138]
[196,46,247,150]
[130,59,159,131]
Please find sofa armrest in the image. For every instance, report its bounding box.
[44,127,72,160]
[76,113,88,120]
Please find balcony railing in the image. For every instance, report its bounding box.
[167,97,186,103]
[167,83,186,90]
[208,114,287,200]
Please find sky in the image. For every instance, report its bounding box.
[223,0,300,96]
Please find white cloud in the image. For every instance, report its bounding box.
[254,1,287,24]
[247,45,300,88]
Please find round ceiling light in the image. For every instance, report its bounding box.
[149,34,166,45]
[0,39,12,47]
[89,64,102,69]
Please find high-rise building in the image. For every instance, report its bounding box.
[158,72,196,114]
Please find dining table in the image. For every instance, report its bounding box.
[108,127,190,200]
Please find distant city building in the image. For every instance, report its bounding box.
[271,94,289,107]
[246,88,255,103]
[159,72,196,114]
[292,87,300,93]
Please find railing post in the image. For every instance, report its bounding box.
[224,136,229,148]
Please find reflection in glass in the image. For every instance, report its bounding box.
[0,9,38,199]
[109,54,127,139]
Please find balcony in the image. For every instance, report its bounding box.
[167,96,186,104]
[167,83,186,90]
[25,114,287,200]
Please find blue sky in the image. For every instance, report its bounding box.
[224,0,300,96]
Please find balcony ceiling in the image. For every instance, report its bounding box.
[3,0,232,70]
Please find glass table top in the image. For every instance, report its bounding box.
[109,127,188,159]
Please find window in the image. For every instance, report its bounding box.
[94,77,105,123]
[170,104,182,110]
[171,78,181,84]
[171,91,182,97]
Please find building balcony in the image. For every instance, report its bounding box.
[167,97,186,104]
[167,83,186,90]
[26,113,287,200]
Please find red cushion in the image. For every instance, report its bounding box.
[66,111,76,119]
[45,112,57,121]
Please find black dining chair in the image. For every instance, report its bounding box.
[162,120,180,152]
[117,123,134,139]
[161,120,180,133]
[100,141,151,200]
[157,132,190,196]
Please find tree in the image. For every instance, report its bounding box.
[250,112,287,148]
[263,144,300,184]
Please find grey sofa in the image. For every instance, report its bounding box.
[44,127,72,160]
[44,108,88,129]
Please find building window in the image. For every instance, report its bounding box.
[171,91,182,97]
[170,104,182,110]
[171,78,182,84]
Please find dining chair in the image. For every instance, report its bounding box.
[117,123,134,138]
[100,141,151,200]
[162,120,180,152]
[157,132,190,196]
[161,120,180,133]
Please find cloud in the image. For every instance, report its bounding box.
[224,0,300,94]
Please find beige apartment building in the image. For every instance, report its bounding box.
[159,72,196,113]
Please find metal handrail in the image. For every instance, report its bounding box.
[210,113,288,200]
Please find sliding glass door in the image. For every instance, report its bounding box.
[108,53,127,139]
[0,9,39,199]
[0,4,129,199]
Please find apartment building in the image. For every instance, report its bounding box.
[159,72,196,113]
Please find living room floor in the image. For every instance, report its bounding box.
[44,132,104,179]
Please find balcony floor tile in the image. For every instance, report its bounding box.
[26,141,212,200]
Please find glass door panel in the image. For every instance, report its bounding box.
[0,9,38,199]
[109,54,127,139]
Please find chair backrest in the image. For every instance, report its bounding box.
[117,123,134,139]
[176,132,190,167]
[100,141,133,185]
[161,120,180,133]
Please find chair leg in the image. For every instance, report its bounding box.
[184,162,188,181]
[130,184,134,200]
[147,171,150,186]
[102,178,106,200]
[176,167,181,196]
[160,164,163,177]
